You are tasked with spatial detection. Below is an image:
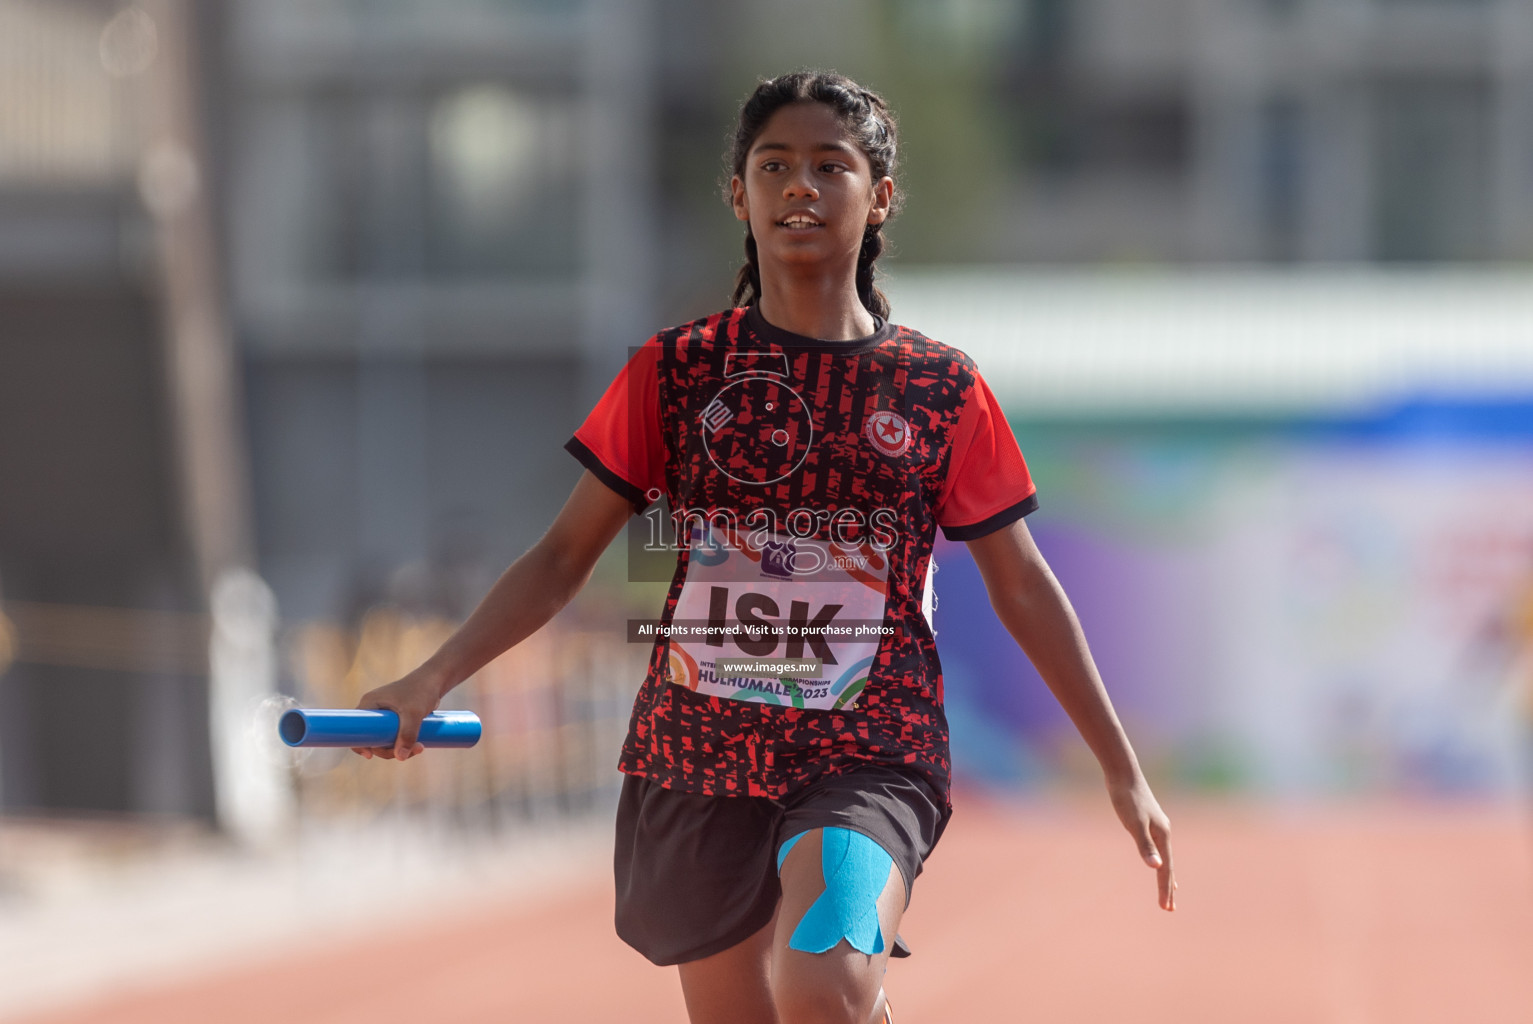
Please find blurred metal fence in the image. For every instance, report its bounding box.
[285,611,642,829]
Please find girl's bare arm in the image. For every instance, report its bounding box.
[965,518,1177,911]
[353,470,634,761]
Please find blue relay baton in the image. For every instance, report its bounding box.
[278,708,481,748]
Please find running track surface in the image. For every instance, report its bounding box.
[17,795,1533,1024]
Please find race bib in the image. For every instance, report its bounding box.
[664,527,892,710]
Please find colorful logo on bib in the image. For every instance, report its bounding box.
[666,644,699,690]
[760,538,797,579]
[865,410,912,458]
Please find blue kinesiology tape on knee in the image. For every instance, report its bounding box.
[785,827,892,956]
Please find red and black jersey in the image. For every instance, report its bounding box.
[567,305,1036,805]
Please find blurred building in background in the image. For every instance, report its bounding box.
[651,0,1533,271]
[3,0,1531,830]
[0,0,227,821]
[229,0,656,622]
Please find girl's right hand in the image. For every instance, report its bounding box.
[351,667,446,762]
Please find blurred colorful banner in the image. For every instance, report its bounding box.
[937,397,1533,796]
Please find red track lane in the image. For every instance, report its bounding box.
[18,796,1533,1024]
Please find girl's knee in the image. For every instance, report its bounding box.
[770,966,876,1024]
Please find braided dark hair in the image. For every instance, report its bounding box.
[725,71,900,319]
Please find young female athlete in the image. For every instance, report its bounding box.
[353,71,1175,1024]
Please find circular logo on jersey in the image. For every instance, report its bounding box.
[699,377,814,485]
[865,410,912,458]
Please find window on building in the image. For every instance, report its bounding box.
[1371,79,1491,262]
[426,85,579,278]
[238,84,579,286]
[1258,96,1303,262]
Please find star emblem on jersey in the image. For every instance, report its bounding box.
[865,410,912,458]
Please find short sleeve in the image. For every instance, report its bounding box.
[565,338,663,509]
[936,371,1038,540]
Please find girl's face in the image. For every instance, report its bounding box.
[730,102,893,277]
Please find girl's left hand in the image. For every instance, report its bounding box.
[1108,775,1176,911]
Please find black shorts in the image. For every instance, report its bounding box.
[613,765,951,966]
